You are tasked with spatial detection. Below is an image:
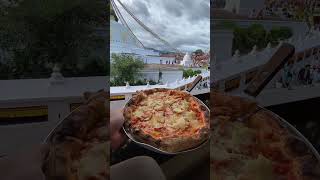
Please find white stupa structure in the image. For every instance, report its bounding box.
[180,52,193,67]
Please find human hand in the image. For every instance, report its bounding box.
[110,109,127,151]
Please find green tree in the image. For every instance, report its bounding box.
[267,27,293,46]
[232,24,266,54]
[111,54,144,86]
[183,69,201,78]
[0,0,107,79]
[247,24,267,49]
[133,79,157,86]
[233,27,251,54]
[233,24,292,54]
[194,49,204,55]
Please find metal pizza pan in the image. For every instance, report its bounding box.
[122,91,210,155]
[261,107,320,162]
[43,100,108,144]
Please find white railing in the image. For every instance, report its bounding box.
[110,70,210,96]
[213,30,320,82]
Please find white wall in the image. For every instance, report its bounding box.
[140,56,161,64]
[239,0,264,16]
[160,57,176,64]
[225,0,240,13]
[212,29,234,63]
[140,56,177,64]
[0,98,81,155]
[225,0,269,16]
[140,70,183,83]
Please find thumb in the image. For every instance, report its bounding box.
[110,109,125,135]
[111,130,127,151]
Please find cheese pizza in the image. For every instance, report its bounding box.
[42,91,109,180]
[123,88,210,153]
[211,92,320,180]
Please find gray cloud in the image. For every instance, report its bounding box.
[188,1,210,21]
[115,0,210,52]
[133,1,150,17]
[161,0,184,17]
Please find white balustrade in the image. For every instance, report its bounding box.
[110,70,210,95]
[145,82,150,89]
[233,49,241,63]
[125,82,130,89]
[250,45,258,56]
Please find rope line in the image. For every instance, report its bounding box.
[115,0,180,53]
[110,0,145,48]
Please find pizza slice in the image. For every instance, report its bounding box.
[42,91,109,180]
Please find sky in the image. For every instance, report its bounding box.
[114,0,210,52]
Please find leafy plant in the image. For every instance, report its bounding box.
[0,0,108,79]
[183,69,202,78]
[194,49,204,55]
[267,27,293,46]
[111,54,144,86]
[133,79,157,86]
[232,24,292,55]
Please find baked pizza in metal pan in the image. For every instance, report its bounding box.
[211,92,320,180]
[42,91,109,180]
[123,88,210,153]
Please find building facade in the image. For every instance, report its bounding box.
[225,0,265,16]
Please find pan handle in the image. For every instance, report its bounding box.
[244,43,295,97]
[186,75,203,92]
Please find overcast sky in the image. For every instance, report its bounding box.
[114,0,210,52]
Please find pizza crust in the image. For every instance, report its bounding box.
[123,88,210,153]
[42,91,109,180]
[211,92,320,180]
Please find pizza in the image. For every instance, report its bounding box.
[42,90,109,180]
[123,88,210,153]
[211,92,320,180]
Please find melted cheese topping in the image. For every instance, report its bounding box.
[240,155,275,180]
[131,91,206,139]
[76,142,109,180]
[211,113,301,180]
